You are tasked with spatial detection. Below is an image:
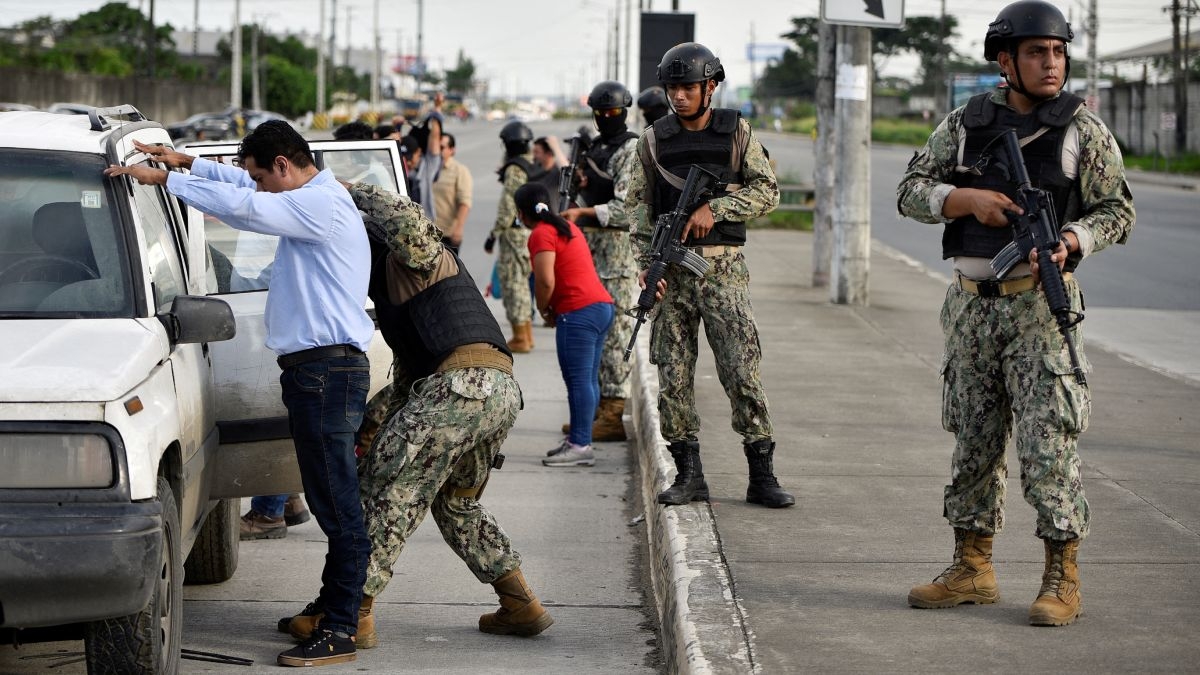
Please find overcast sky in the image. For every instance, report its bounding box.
[0,0,1176,98]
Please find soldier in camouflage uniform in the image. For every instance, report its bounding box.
[897,0,1134,627]
[560,80,642,442]
[627,43,794,510]
[284,183,553,645]
[486,120,537,352]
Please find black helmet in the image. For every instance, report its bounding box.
[637,86,668,110]
[657,42,725,84]
[587,81,632,110]
[499,120,533,143]
[984,0,1073,62]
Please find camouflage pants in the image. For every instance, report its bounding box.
[649,249,771,444]
[496,227,532,325]
[940,278,1091,541]
[597,273,636,399]
[358,366,523,597]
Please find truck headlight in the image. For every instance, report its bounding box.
[0,433,115,488]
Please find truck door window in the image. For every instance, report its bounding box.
[130,175,187,313]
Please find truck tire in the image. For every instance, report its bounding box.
[84,477,182,675]
[184,497,240,584]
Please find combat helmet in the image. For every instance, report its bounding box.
[499,120,533,143]
[587,81,633,110]
[984,0,1073,61]
[657,42,725,84]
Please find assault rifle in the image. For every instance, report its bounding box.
[558,127,594,212]
[623,164,721,361]
[989,128,1087,385]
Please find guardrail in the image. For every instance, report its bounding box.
[776,183,815,212]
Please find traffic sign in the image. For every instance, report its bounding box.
[822,0,905,28]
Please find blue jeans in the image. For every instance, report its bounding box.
[556,302,614,446]
[280,353,371,635]
[251,493,287,518]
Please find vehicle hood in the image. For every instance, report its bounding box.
[0,319,167,403]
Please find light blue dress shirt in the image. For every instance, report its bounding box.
[166,157,374,356]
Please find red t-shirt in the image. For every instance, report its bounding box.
[528,220,613,315]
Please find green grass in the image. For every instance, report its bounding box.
[751,208,813,231]
[775,116,934,146]
[1123,153,1200,176]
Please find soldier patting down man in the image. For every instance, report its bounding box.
[281,181,553,648]
[627,42,795,509]
[897,0,1134,627]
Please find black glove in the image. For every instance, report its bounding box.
[484,234,496,254]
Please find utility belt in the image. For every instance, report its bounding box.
[277,343,364,370]
[956,272,1073,298]
[689,244,740,259]
[437,344,513,376]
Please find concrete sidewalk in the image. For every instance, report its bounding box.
[634,230,1200,673]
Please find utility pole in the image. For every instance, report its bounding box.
[230,0,242,109]
[939,0,947,113]
[832,25,871,306]
[1172,0,1187,153]
[1086,0,1098,108]
[317,0,326,117]
[624,0,632,86]
[345,5,354,68]
[614,0,622,83]
[417,0,425,81]
[328,0,337,82]
[192,0,199,56]
[813,20,836,287]
[250,22,261,111]
[147,0,156,79]
[371,0,381,114]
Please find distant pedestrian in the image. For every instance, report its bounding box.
[432,132,472,252]
[627,42,794,509]
[897,0,1135,627]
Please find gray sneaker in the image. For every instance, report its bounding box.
[542,443,595,467]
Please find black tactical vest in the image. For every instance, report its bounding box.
[368,238,511,379]
[944,92,1084,261]
[577,131,638,228]
[649,109,746,247]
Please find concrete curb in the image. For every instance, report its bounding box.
[1125,168,1199,191]
[630,335,756,674]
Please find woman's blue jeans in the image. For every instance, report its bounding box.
[279,353,371,635]
[556,302,614,446]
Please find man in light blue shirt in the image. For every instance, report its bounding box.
[106,121,373,668]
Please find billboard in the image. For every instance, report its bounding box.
[639,13,695,93]
[950,73,1004,111]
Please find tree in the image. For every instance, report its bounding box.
[874,15,965,96]
[444,50,476,94]
[755,17,821,100]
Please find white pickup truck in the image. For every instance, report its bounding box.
[0,106,404,674]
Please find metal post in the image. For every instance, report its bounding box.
[812,20,836,287]
[251,22,261,111]
[371,0,381,114]
[230,0,242,109]
[417,0,425,80]
[1087,0,1098,107]
[831,25,871,306]
[317,0,326,117]
[624,0,632,85]
[1173,0,1186,153]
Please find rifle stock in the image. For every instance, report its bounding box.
[623,164,720,361]
[988,129,1087,385]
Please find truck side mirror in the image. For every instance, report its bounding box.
[160,295,236,344]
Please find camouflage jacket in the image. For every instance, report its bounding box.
[580,136,640,279]
[627,116,779,265]
[896,87,1134,258]
[491,158,530,238]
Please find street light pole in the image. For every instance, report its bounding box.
[230,0,242,109]
[317,0,326,117]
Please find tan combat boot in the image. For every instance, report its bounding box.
[908,528,1000,608]
[1029,538,1082,626]
[507,322,534,353]
[590,397,628,442]
[479,568,554,637]
[284,596,378,649]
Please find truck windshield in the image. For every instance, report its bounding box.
[0,150,133,317]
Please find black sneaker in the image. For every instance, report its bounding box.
[277,629,356,667]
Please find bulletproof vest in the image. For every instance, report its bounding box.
[649,109,746,247]
[944,92,1084,261]
[577,131,638,228]
[368,238,511,379]
[496,156,535,183]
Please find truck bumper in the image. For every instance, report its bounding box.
[0,501,162,627]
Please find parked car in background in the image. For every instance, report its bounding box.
[164,110,236,141]
[46,102,95,115]
[0,102,37,112]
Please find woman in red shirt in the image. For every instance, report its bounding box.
[517,182,614,466]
